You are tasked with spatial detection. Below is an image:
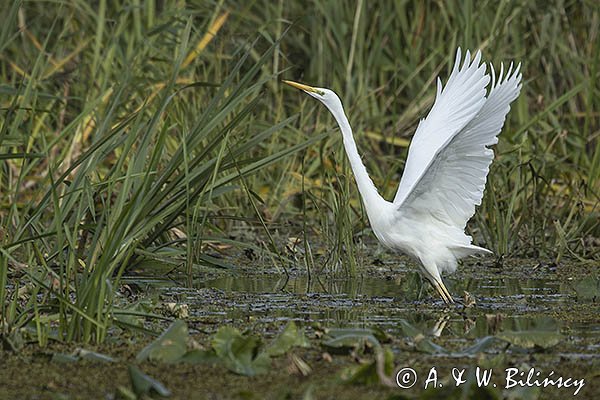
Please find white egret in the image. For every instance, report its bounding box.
[284,48,522,304]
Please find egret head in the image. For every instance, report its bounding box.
[283,80,343,116]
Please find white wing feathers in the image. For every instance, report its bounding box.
[394,50,522,231]
[393,48,490,206]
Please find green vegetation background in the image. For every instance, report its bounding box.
[1,0,599,343]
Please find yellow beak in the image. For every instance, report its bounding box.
[283,80,324,95]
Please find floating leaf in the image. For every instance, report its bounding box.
[75,348,116,362]
[341,346,394,385]
[212,326,271,376]
[456,336,498,356]
[413,333,447,354]
[267,321,310,356]
[323,328,382,352]
[496,330,564,349]
[398,319,421,338]
[326,327,388,344]
[128,365,171,397]
[113,301,154,330]
[179,348,221,364]
[398,319,447,354]
[136,320,188,363]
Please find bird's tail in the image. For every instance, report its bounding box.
[450,244,493,259]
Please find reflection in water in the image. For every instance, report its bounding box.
[125,269,600,353]
[196,272,566,298]
[196,274,406,298]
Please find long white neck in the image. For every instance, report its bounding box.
[332,108,387,221]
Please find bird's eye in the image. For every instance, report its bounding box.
[315,89,325,96]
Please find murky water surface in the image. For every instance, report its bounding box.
[124,259,600,357]
[4,258,599,399]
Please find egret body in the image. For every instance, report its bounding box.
[284,49,522,304]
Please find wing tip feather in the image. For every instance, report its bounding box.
[393,48,522,214]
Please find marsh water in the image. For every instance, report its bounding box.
[127,258,600,348]
[3,253,600,399]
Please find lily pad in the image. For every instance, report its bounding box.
[51,349,116,363]
[455,336,499,356]
[75,348,116,362]
[398,319,421,338]
[496,330,564,349]
[414,333,447,354]
[266,321,310,356]
[136,320,188,363]
[322,328,382,352]
[398,319,447,354]
[211,326,271,376]
[128,365,171,397]
[341,346,394,385]
[179,348,221,364]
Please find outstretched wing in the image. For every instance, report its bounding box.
[393,49,490,206]
[394,57,522,229]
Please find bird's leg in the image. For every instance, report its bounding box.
[424,274,455,305]
[432,280,452,304]
[420,263,455,305]
[436,278,455,304]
